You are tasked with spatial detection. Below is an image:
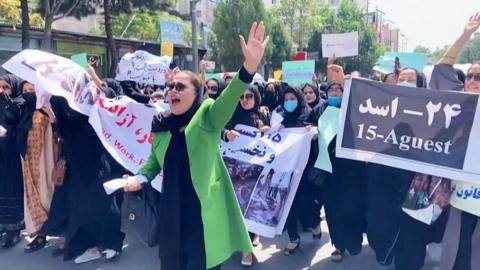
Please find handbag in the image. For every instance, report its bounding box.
[51,135,66,186]
[122,183,160,247]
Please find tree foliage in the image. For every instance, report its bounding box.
[0,0,20,25]
[211,0,270,71]
[274,0,322,50]
[307,1,383,76]
[413,45,431,55]
[267,14,294,70]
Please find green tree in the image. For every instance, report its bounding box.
[428,45,448,64]
[307,1,383,76]
[274,0,322,50]
[267,15,294,70]
[0,0,20,25]
[413,45,431,55]
[458,34,480,64]
[211,0,270,71]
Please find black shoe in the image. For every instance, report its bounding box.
[348,246,362,256]
[2,231,21,248]
[24,235,47,253]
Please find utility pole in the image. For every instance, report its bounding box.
[191,0,201,73]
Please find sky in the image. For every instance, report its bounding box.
[367,0,480,52]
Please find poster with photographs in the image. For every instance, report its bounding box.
[221,125,315,238]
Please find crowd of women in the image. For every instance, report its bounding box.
[1,16,480,270]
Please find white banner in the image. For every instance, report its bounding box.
[2,49,97,115]
[221,125,315,238]
[89,96,167,174]
[115,50,172,86]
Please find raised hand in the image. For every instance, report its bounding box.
[464,12,480,36]
[240,22,270,74]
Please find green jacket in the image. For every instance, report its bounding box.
[139,73,252,268]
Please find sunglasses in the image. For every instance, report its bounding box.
[240,93,254,100]
[207,85,218,92]
[466,73,480,82]
[167,82,188,92]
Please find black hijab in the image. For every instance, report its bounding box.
[402,68,427,88]
[303,83,320,108]
[261,82,280,111]
[0,74,24,98]
[206,78,226,100]
[226,84,267,130]
[120,80,150,103]
[103,78,124,96]
[275,85,311,128]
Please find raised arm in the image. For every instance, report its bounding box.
[440,13,480,65]
[206,22,269,131]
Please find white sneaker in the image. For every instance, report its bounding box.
[74,247,102,264]
[103,249,120,260]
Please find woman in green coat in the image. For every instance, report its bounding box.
[124,22,269,270]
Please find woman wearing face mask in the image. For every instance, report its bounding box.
[365,67,449,270]
[0,75,24,248]
[273,86,320,255]
[308,79,366,262]
[206,78,225,99]
[123,22,269,270]
[303,83,321,109]
[15,82,57,253]
[221,84,269,266]
[429,14,480,270]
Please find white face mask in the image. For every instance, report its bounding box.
[397,82,417,88]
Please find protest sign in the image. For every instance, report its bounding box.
[70,53,88,70]
[314,106,340,173]
[336,78,480,184]
[2,49,97,115]
[450,180,480,217]
[221,125,315,237]
[322,32,359,58]
[376,52,428,74]
[115,50,172,86]
[282,60,315,85]
[88,96,167,174]
[273,70,282,81]
[161,42,174,57]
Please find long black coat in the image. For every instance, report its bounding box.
[51,97,125,260]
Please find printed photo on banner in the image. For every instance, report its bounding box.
[224,157,264,214]
[401,174,451,225]
[336,78,480,184]
[2,49,97,115]
[221,124,315,237]
[244,169,294,227]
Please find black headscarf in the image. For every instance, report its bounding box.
[275,85,311,128]
[226,84,268,130]
[302,83,320,108]
[401,68,427,88]
[120,80,150,103]
[0,74,24,98]
[261,82,280,112]
[152,82,205,133]
[103,78,124,97]
[206,78,226,100]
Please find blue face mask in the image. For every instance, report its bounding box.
[397,82,417,88]
[327,96,342,107]
[283,100,298,112]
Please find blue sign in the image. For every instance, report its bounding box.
[160,21,185,45]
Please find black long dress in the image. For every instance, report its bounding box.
[51,97,125,260]
[0,93,24,233]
